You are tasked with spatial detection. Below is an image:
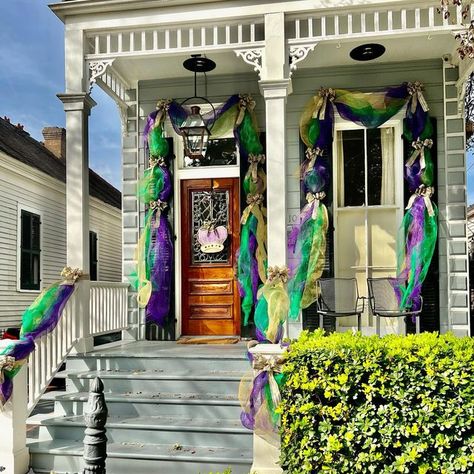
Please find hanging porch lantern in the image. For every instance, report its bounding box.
[179,105,211,161]
[180,54,216,165]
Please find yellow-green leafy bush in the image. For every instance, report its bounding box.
[279,330,474,473]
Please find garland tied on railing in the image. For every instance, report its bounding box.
[0,267,82,407]
[134,94,266,326]
[239,346,286,447]
[291,82,437,317]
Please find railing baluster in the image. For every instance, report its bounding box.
[295,19,301,39]
[177,28,182,48]
[250,23,256,42]
[374,12,379,32]
[118,33,123,53]
[213,26,218,45]
[308,17,313,37]
[141,31,146,51]
[165,29,170,49]
[225,25,230,44]
[94,35,100,54]
[130,32,135,52]
[153,30,158,50]
[348,14,353,35]
[361,13,366,33]
[415,8,421,29]
[189,28,194,48]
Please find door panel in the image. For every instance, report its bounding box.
[181,178,240,335]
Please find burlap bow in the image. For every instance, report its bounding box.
[407,81,429,114]
[267,265,289,285]
[241,193,264,224]
[406,185,435,217]
[0,355,15,385]
[248,154,265,183]
[236,94,256,126]
[301,147,323,177]
[61,267,84,285]
[149,156,167,169]
[306,191,326,219]
[149,200,168,227]
[252,353,285,408]
[154,99,171,126]
[405,138,433,170]
[312,88,335,120]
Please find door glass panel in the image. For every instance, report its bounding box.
[191,190,230,264]
[337,129,365,207]
[367,128,395,205]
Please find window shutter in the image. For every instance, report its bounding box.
[20,210,41,290]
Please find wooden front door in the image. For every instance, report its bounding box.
[181,178,241,335]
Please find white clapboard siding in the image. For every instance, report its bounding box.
[0,154,122,328]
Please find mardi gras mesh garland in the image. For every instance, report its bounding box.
[290,82,437,317]
[0,267,81,407]
[131,101,173,327]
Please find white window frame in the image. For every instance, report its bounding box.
[332,111,405,333]
[17,203,43,293]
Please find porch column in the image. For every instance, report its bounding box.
[251,12,289,474]
[259,12,291,271]
[57,92,96,353]
[0,366,29,474]
[58,27,96,353]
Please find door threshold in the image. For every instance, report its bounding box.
[177,336,240,345]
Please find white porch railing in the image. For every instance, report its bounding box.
[27,294,78,412]
[26,281,130,412]
[90,281,129,336]
[287,2,466,44]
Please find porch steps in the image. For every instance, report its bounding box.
[27,341,253,474]
[28,439,251,474]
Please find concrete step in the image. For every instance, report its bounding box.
[29,413,252,450]
[64,369,244,395]
[67,353,249,373]
[28,439,252,474]
[66,341,250,373]
[43,390,243,419]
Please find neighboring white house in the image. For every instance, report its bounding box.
[0,117,123,330]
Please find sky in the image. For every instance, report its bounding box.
[0,0,122,190]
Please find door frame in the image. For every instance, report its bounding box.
[331,111,405,334]
[173,166,241,339]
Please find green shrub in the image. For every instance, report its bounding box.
[279,330,474,473]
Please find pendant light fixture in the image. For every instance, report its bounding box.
[180,54,216,165]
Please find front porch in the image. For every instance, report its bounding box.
[3,0,474,472]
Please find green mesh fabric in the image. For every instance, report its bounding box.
[148,124,169,158]
[238,112,264,156]
[20,282,61,337]
[138,165,164,204]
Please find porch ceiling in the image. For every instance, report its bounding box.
[109,32,457,84]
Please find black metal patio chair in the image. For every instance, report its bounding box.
[367,277,422,336]
[316,278,365,332]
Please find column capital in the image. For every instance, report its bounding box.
[259,79,292,99]
[57,92,97,113]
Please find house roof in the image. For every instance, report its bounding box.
[0,117,122,210]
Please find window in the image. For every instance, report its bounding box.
[20,210,41,290]
[89,231,98,281]
[336,127,396,208]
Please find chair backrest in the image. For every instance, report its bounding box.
[318,278,359,314]
[367,277,404,313]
